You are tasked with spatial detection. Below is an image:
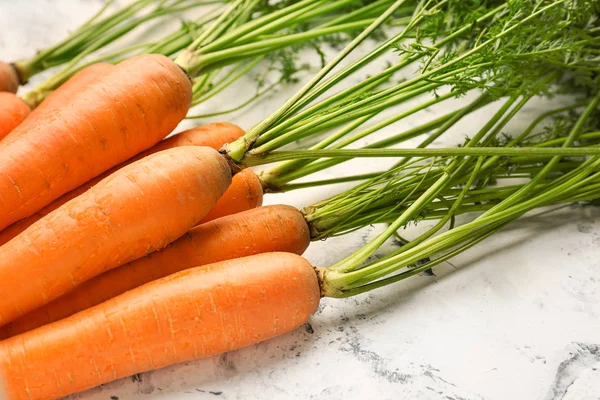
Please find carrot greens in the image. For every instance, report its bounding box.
[219,0,600,186]
[12,0,206,85]
[312,90,600,297]
[24,0,403,112]
[203,0,600,296]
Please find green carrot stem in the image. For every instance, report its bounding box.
[224,0,411,161]
[14,0,161,81]
[192,57,264,105]
[327,158,600,292]
[311,94,521,270]
[325,219,508,298]
[480,91,600,215]
[187,80,281,119]
[243,146,600,166]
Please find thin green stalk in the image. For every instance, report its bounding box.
[234,0,567,165]
[328,158,600,292]
[481,91,600,215]
[192,57,264,105]
[225,0,411,161]
[305,95,520,265]
[15,0,159,80]
[187,80,281,119]
[330,220,507,298]
[191,19,375,71]
[250,2,506,148]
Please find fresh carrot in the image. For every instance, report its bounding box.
[0,62,19,94]
[0,122,247,246]
[26,63,114,111]
[0,252,319,400]
[0,64,112,141]
[0,145,232,327]
[0,167,261,248]
[0,94,30,140]
[0,205,308,339]
[0,53,192,232]
[201,167,263,223]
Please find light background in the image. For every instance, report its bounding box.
[1,1,599,399]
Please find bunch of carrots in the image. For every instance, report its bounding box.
[1,0,600,399]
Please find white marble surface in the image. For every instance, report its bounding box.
[2,2,600,400]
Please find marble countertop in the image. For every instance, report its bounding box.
[1,2,599,399]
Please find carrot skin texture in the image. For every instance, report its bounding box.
[0,62,19,93]
[153,122,245,152]
[202,167,263,223]
[0,146,231,327]
[0,94,30,140]
[0,252,320,400]
[0,64,113,143]
[30,63,114,111]
[0,205,310,339]
[0,54,192,231]
[0,123,245,246]
[2,64,114,141]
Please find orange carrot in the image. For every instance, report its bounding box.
[26,63,114,111]
[0,252,320,400]
[0,123,247,246]
[201,167,263,223]
[0,64,114,142]
[0,146,232,327]
[0,54,192,232]
[0,94,30,140]
[0,62,19,94]
[0,205,309,339]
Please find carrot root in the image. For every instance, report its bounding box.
[0,54,192,232]
[0,205,309,339]
[0,122,246,247]
[0,146,231,327]
[25,63,114,111]
[201,167,263,223]
[0,252,320,400]
[0,93,30,140]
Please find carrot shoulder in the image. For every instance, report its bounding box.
[0,146,231,327]
[27,63,114,111]
[0,62,19,94]
[0,123,246,246]
[1,64,114,142]
[0,94,30,140]
[0,205,309,338]
[201,167,263,223]
[0,252,320,400]
[0,54,192,232]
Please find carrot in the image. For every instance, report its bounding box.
[150,122,245,154]
[0,54,192,232]
[201,167,263,222]
[0,122,247,246]
[0,205,309,339]
[0,94,30,140]
[0,62,19,94]
[26,63,114,111]
[0,168,261,248]
[0,252,319,400]
[0,65,113,142]
[0,145,232,327]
